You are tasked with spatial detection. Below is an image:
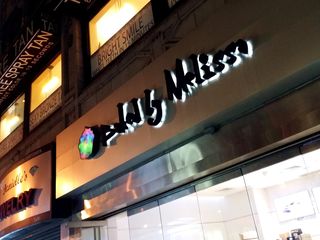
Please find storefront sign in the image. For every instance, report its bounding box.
[79,39,253,159]
[91,3,154,77]
[0,150,52,237]
[0,18,57,105]
[79,89,166,159]
[0,189,37,221]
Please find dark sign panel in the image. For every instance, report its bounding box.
[0,17,57,105]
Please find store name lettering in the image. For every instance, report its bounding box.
[0,189,37,221]
[79,39,253,159]
[0,19,56,104]
[92,4,154,76]
[1,170,28,196]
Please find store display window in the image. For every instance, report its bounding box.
[89,0,150,55]
[244,149,320,240]
[30,55,61,112]
[0,95,25,142]
[70,145,320,240]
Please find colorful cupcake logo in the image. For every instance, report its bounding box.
[78,126,100,159]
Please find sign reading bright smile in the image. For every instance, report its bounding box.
[79,39,253,159]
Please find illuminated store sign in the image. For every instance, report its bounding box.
[0,189,37,221]
[79,39,253,159]
[91,3,154,77]
[0,150,52,237]
[0,18,57,104]
[79,126,100,159]
[1,170,28,196]
[79,89,166,159]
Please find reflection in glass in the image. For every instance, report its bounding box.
[129,204,163,240]
[107,212,130,240]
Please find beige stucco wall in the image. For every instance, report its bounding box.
[56,0,320,198]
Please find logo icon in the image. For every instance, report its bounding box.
[78,126,100,159]
[29,165,39,176]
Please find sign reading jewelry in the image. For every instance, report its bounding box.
[0,189,36,221]
[0,150,52,237]
[0,17,57,104]
[79,39,253,159]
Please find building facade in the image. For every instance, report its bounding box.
[1,0,320,239]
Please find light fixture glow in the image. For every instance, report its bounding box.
[84,199,92,209]
[96,3,136,47]
[41,76,60,96]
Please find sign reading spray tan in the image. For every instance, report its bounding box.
[0,17,57,105]
[91,3,154,77]
[0,150,52,237]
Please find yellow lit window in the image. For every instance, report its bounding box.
[89,0,150,55]
[0,95,25,142]
[30,55,62,112]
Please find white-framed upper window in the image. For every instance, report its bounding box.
[89,0,150,55]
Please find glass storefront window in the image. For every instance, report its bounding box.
[30,55,62,112]
[244,152,320,240]
[0,95,24,142]
[159,190,205,240]
[196,174,258,240]
[89,0,150,55]
[107,212,130,240]
[70,145,320,240]
[128,202,163,240]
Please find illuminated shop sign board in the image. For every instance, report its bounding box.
[0,150,52,237]
[79,39,253,159]
[0,18,57,105]
[91,3,154,77]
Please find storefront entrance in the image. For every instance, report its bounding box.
[66,137,320,240]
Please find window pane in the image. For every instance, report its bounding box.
[0,94,24,142]
[100,226,109,240]
[30,55,62,112]
[128,202,163,240]
[89,0,150,55]
[197,175,258,240]
[81,228,95,240]
[107,212,130,240]
[244,153,320,240]
[159,190,204,240]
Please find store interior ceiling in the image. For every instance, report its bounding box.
[200,148,320,196]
